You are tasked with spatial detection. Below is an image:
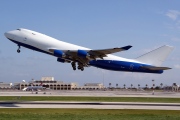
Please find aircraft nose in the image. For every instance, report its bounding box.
[4,32,9,38]
[4,31,15,39]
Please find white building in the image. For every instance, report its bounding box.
[80,83,104,90]
[0,82,12,89]
[15,77,78,90]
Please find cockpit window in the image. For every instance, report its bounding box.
[16,29,21,31]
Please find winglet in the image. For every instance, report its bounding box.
[121,45,132,50]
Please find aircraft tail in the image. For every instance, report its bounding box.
[22,87,27,91]
[135,45,174,66]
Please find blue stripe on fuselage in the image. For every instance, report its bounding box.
[8,38,53,56]
[89,60,163,74]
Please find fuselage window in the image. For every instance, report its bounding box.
[32,33,35,35]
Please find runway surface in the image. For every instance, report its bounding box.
[0,90,180,98]
[0,101,180,110]
[0,91,180,110]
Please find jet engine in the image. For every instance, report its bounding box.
[54,50,65,57]
[77,50,89,58]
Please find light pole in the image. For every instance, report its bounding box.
[102,70,105,89]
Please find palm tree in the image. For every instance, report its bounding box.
[138,84,140,89]
[145,84,148,89]
[152,79,155,89]
[160,83,163,89]
[109,83,111,88]
[116,84,118,88]
[123,84,126,89]
[131,84,133,89]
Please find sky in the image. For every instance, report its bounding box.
[0,0,180,88]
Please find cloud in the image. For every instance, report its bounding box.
[166,10,180,21]
[160,33,180,42]
[174,64,180,69]
[169,57,180,61]
[171,37,180,42]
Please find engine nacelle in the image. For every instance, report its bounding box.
[77,50,88,58]
[57,58,71,63]
[54,50,65,57]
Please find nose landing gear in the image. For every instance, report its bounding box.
[17,45,21,53]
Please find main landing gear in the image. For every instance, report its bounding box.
[71,62,84,71]
[71,62,76,70]
[78,62,84,71]
[17,45,21,53]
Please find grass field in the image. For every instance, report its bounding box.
[0,96,180,120]
[0,96,180,103]
[0,109,180,120]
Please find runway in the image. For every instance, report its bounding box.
[1,90,180,98]
[0,91,180,110]
[0,101,180,110]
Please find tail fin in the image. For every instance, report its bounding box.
[135,45,174,66]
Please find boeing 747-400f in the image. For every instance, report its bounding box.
[4,28,174,74]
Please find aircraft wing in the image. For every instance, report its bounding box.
[63,45,132,59]
[88,45,132,59]
[140,66,171,70]
[49,45,132,66]
[89,45,132,55]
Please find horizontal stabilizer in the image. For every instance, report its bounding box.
[140,66,171,70]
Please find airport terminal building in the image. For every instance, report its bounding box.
[79,83,104,90]
[14,77,78,90]
[13,77,105,91]
[0,82,12,89]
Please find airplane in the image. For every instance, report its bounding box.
[22,81,46,91]
[4,28,174,74]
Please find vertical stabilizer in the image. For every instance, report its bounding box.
[135,45,174,66]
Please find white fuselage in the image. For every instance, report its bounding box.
[4,28,138,63]
[5,28,168,74]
